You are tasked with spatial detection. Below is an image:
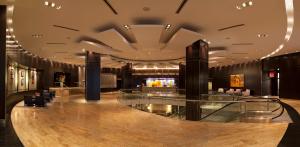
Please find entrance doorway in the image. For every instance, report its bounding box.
[269,69,280,96]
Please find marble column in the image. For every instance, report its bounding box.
[185,40,209,121]
[85,52,100,100]
[0,6,6,119]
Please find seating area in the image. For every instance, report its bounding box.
[217,88,251,96]
[24,90,55,107]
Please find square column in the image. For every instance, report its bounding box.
[185,40,209,121]
[0,6,6,120]
[85,52,101,100]
[121,63,133,90]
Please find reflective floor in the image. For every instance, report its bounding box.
[11,93,291,147]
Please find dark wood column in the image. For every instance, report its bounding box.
[0,6,6,120]
[178,63,185,94]
[85,52,100,100]
[185,40,209,121]
[121,63,133,90]
[178,63,185,89]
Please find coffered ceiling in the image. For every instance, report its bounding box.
[1,0,299,68]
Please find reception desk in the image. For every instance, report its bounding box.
[49,87,85,97]
[142,87,176,93]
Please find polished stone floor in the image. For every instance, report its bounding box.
[11,93,293,147]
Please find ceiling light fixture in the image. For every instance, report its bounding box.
[133,66,179,70]
[258,34,268,38]
[165,24,171,30]
[82,48,86,52]
[32,34,43,38]
[7,19,13,24]
[124,25,130,30]
[51,2,56,8]
[7,5,14,13]
[236,1,254,10]
[44,1,49,6]
[56,5,62,10]
[261,0,294,59]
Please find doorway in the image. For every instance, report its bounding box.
[269,69,280,96]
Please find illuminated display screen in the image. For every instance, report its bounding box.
[146,78,175,87]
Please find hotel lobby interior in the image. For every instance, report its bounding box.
[1,0,300,146]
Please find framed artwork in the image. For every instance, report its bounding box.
[31,71,35,84]
[10,67,14,79]
[21,79,24,86]
[21,71,24,77]
[230,74,244,88]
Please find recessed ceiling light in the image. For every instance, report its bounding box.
[7,5,14,12]
[56,5,62,10]
[236,1,254,10]
[124,25,130,30]
[258,34,268,38]
[82,48,86,52]
[248,1,253,6]
[7,18,12,24]
[51,2,56,8]
[165,24,171,30]
[32,34,43,38]
[44,1,49,6]
[236,6,242,10]
[242,3,247,7]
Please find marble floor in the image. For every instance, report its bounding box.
[11,93,293,147]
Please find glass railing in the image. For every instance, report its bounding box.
[118,89,284,123]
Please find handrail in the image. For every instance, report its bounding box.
[118,91,285,121]
[200,102,235,120]
[272,103,285,120]
[120,92,280,103]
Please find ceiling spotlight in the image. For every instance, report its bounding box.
[44,1,49,6]
[165,24,171,30]
[7,5,14,12]
[7,19,13,24]
[124,25,130,30]
[32,34,43,38]
[82,48,86,52]
[258,34,268,38]
[242,3,247,7]
[51,2,56,8]
[237,1,254,10]
[248,1,253,6]
[56,5,62,10]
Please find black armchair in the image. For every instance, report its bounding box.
[24,95,34,106]
[34,96,45,107]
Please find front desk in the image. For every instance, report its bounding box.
[142,87,177,93]
[49,87,85,97]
